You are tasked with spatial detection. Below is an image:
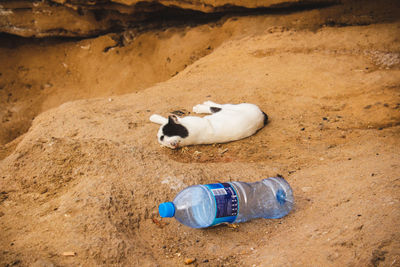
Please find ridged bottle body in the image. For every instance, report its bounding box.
[161,177,294,228]
[230,177,294,222]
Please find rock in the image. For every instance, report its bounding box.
[184,258,196,265]
[0,0,332,38]
[0,1,136,38]
[302,187,312,192]
[61,251,76,256]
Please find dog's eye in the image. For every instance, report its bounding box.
[160,135,164,141]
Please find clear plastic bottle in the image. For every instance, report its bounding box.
[158,177,294,228]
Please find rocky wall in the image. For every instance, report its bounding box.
[0,0,334,37]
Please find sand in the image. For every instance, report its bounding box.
[1,1,400,266]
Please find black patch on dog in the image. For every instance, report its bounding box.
[162,120,189,138]
[262,112,269,125]
[210,107,222,113]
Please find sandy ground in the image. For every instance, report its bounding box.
[1,1,400,266]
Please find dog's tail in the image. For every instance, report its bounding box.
[262,112,269,126]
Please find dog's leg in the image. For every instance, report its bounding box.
[149,114,168,124]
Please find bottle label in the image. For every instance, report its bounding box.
[205,183,239,226]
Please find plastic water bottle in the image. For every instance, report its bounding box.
[158,177,294,228]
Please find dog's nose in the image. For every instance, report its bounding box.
[170,141,179,148]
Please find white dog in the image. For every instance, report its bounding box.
[149,101,268,149]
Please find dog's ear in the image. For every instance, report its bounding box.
[149,114,168,125]
[168,115,179,124]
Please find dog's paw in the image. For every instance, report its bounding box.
[192,104,204,114]
[149,114,167,124]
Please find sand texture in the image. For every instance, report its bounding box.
[0,0,400,266]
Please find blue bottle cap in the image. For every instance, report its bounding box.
[276,189,287,205]
[159,202,175,218]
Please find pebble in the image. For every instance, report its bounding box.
[302,187,312,192]
[62,251,76,257]
[364,105,372,109]
[220,148,229,154]
[184,258,196,265]
[226,223,239,229]
[80,45,90,50]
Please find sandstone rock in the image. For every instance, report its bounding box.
[0,1,141,38]
[0,0,332,37]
